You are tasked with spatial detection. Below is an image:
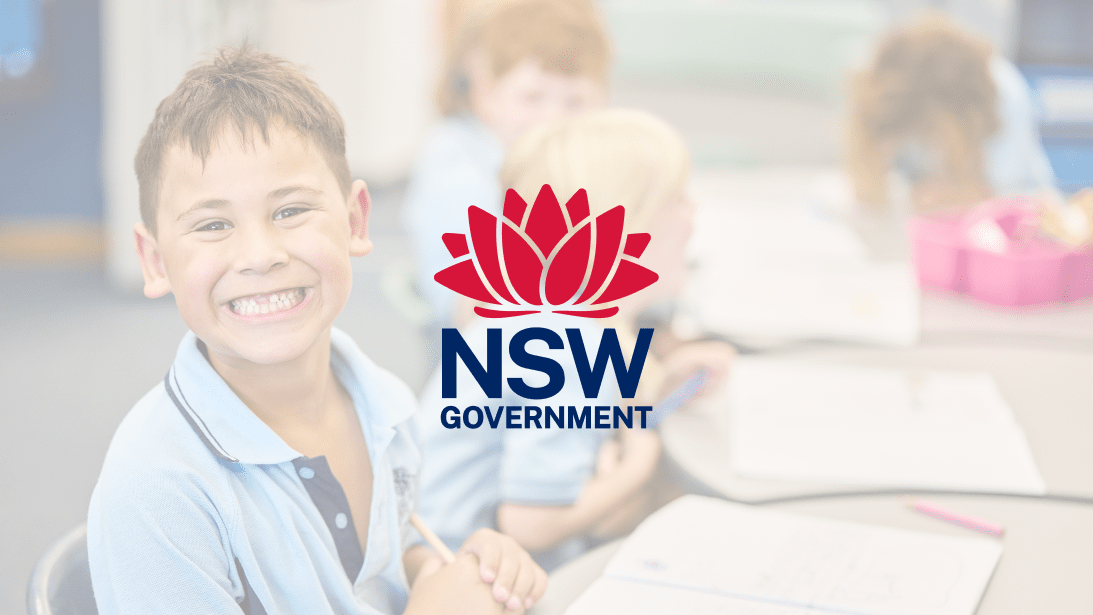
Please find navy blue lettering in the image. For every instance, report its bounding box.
[595,406,611,429]
[566,328,653,398]
[524,406,542,428]
[613,406,633,428]
[507,328,565,400]
[636,406,652,428]
[484,405,504,428]
[464,406,483,429]
[443,328,501,398]
[568,405,591,429]
[506,406,522,429]
[545,406,564,428]
[441,406,461,429]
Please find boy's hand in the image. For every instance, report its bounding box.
[659,341,736,401]
[458,528,548,611]
[405,552,505,615]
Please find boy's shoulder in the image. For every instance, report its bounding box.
[92,362,234,506]
[95,329,418,498]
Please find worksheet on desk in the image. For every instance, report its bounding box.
[681,205,921,347]
[729,360,1046,494]
[567,496,1002,615]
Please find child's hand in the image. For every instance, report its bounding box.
[405,552,505,615]
[659,341,736,401]
[458,528,549,611]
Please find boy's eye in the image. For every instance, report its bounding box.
[274,206,310,220]
[196,220,232,232]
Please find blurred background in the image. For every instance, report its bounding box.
[2,0,1092,613]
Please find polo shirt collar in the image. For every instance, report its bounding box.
[166,328,412,465]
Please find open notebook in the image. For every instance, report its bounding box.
[566,496,1002,615]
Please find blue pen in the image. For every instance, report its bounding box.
[646,370,708,428]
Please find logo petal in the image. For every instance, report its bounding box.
[524,185,569,257]
[544,222,592,305]
[565,189,591,226]
[467,206,516,304]
[437,187,660,319]
[554,307,619,318]
[442,233,469,258]
[474,306,539,318]
[434,260,501,304]
[502,189,528,225]
[576,206,626,304]
[502,223,544,305]
[622,233,651,258]
[592,260,659,304]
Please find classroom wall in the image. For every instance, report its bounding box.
[0,0,102,223]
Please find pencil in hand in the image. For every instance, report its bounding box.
[411,512,457,563]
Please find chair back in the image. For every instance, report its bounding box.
[26,523,98,615]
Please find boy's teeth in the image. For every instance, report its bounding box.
[230,288,304,315]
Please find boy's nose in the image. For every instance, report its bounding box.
[234,224,289,274]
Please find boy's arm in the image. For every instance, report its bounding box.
[88,465,247,615]
[496,427,661,552]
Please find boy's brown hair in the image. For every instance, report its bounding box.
[135,47,351,235]
[437,0,611,116]
[846,13,1000,207]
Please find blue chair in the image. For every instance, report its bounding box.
[26,523,98,615]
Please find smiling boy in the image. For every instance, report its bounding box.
[87,48,546,615]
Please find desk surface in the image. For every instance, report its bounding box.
[533,495,1093,615]
[920,292,1093,349]
[685,166,1093,347]
[659,341,1093,502]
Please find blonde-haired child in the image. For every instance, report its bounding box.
[404,0,610,324]
[846,12,1055,212]
[413,109,734,570]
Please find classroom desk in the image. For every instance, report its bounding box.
[658,341,1093,502]
[531,495,1093,615]
[685,165,1093,348]
[920,292,1093,349]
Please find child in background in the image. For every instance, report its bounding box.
[403,0,610,324]
[87,48,546,615]
[846,13,1055,213]
[413,109,735,571]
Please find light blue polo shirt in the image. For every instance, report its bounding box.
[414,315,618,571]
[88,328,422,615]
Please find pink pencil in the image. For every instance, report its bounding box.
[905,498,1006,538]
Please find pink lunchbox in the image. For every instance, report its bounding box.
[910,198,1092,307]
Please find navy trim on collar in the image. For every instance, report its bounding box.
[164,368,239,463]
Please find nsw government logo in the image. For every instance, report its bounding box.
[434,185,659,318]
[434,185,659,431]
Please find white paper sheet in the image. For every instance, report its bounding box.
[683,205,920,347]
[567,577,825,615]
[730,360,1046,494]
[567,496,1002,615]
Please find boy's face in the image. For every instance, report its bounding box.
[470,56,604,146]
[134,124,371,367]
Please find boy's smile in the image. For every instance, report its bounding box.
[134,122,371,368]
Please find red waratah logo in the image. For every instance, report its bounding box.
[434,185,659,318]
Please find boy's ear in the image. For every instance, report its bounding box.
[348,179,373,257]
[133,223,172,298]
